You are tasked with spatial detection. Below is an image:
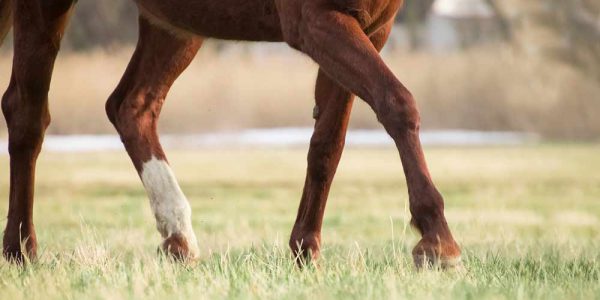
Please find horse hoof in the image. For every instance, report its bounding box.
[3,248,25,264]
[159,233,199,261]
[289,232,321,268]
[2,245,36,264]
[413,253,463,271]
[411,235,462,271]
[291,249,320,269]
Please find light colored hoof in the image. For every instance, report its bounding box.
[413,254,464,271]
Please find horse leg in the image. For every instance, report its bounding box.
[282,7,461,268]
[105,16,202,260]
[289,23,393,262]
[1,0,75,262]
[288,69,353,262]
[0,0,11,45]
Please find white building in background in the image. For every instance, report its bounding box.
[427,0,500,51]
[387,0,502,52]
[432,0,494,18]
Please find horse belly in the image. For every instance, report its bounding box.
[136,0,284,42]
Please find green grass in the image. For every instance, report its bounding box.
[0,145,599,299]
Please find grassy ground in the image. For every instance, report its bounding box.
[0,145,598,299]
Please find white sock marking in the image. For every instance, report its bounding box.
[140,157,199,257]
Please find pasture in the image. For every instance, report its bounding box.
[0,145,598,299]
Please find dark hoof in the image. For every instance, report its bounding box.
[3,243,37,264]
[3,226,37,264]
[289,233,321,267]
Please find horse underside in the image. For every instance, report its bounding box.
[0,0,462,269]
[136,0,284,41]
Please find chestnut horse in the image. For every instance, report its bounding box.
[0,0,461,268]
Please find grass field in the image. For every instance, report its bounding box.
[0,145,598,299]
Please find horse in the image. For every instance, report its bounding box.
[0,0,461,269]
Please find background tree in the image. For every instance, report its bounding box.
[64,0,137,50]
[396,0,435,50]
[489,0,600,81]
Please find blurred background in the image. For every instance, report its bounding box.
[0,0,599,148]
[0,2,599,297]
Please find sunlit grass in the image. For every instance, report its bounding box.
[0,145,599,299]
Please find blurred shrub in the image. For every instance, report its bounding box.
[1,44,597,140]
[0,1,598,141]
[398,46,600,140]
[491,0,600,81]
[63,0,137,50]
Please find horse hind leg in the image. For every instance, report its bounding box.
[106,16,202,260]
[289,69,354,264]
[281,7,461,269]
[1,0,75,263]
[289,23,393,264]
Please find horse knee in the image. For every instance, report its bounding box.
[1,82,14,121]
[106,90,160,149]
[105,91,123,128]
[2,84,50,156]
[375,87,421,136]
[106,93,137,132]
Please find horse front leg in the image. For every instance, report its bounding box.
[281,5,461,269]
[106,17,202,260]
[289,69,354,263]
[289,24,393,263]
[1,0,74,263]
